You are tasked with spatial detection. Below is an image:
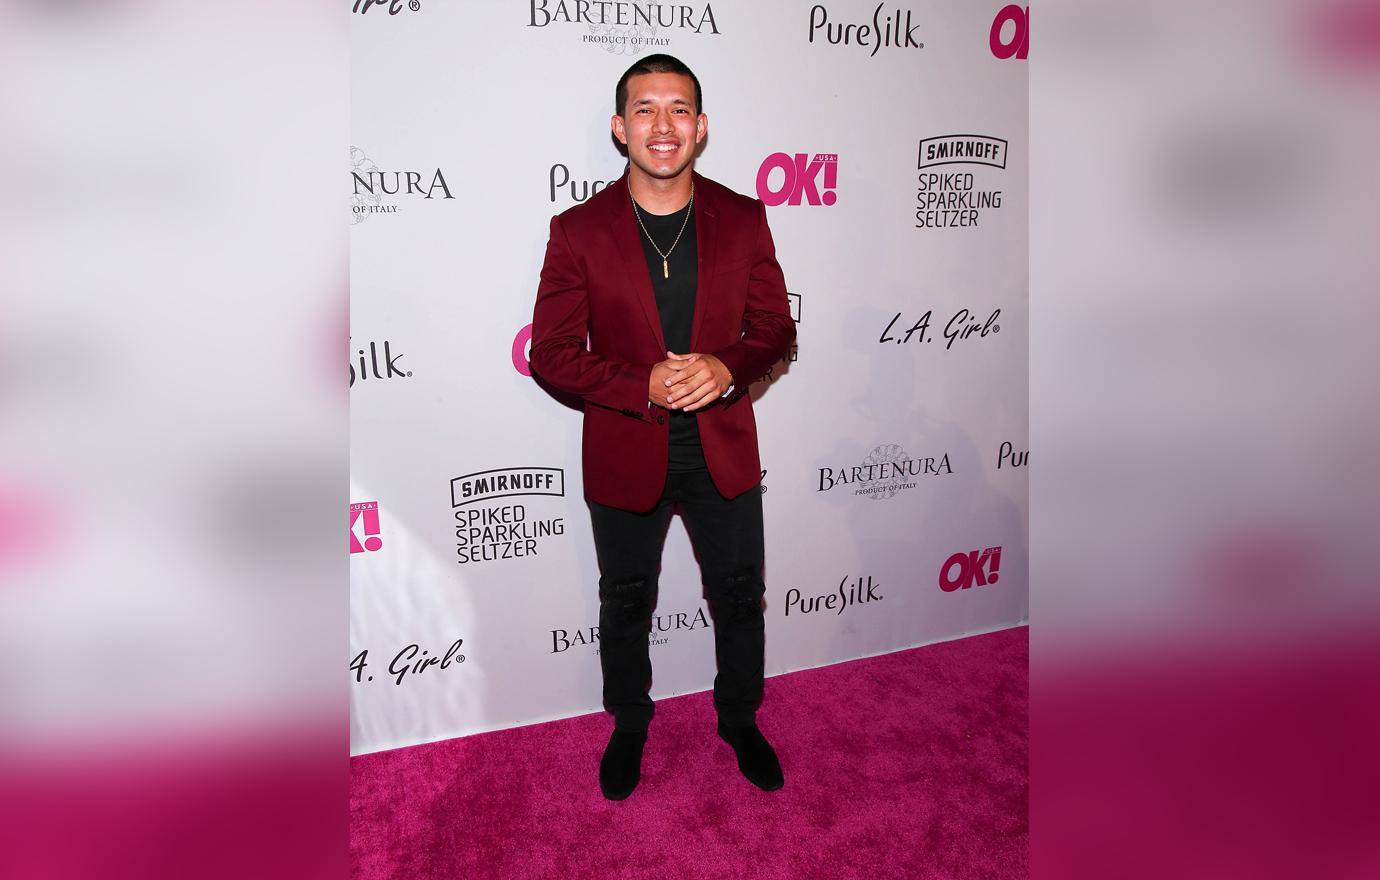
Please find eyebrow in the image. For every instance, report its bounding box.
[632,97,692,106]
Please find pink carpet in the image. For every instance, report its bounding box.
[351,626,1028,880]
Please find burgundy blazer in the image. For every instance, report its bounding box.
[530,172,796,513]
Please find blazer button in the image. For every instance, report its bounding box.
[656,414,666,425]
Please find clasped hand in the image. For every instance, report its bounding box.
[648,351,732,412]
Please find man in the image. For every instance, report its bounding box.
[530,54,795,801]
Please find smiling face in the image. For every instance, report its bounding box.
[611,72,707,187]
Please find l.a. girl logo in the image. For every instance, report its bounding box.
[353,0,421,15]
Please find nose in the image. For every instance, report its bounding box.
[652,109,673,134]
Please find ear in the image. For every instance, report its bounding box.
[695,113,708,145]
[611,114,628,146]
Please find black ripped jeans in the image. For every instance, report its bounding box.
[588,469,766,732]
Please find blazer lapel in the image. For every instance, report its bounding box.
[607,174,667,353]
[689,171,718,353]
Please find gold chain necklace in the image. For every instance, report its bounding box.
[630,185,694,279]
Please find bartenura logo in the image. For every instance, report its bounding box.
[915,135,1007,229]
[451,467,566,564]
[757,153,838,207]
[808,4,923,55]
[351,340,411,387]
[785,575,883,616]
[752,292,801,386]
[350,146,454,224]
[352,0,421,15]
[818,443,952,499]
[549,163,620,204]
[939,546,1002,591]
[550,606,712,654]
[350,501,383,554]
[528,1,720,54]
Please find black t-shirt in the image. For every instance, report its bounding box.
[633,198,706,473]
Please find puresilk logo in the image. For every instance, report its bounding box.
[351,340,411,387]
[757,153,838,207]
[997,442,1028,469]
[549,163,620,204]
[808,3,923,55]
[785,576,883,616]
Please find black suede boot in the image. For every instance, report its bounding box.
[599,729,647,801]
[717,722,784,791]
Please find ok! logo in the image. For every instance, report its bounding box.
[756,153,839,207]
[351,501,383,554]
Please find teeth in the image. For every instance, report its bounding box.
[650,144,677,152]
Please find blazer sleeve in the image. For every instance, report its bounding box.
[529,214,653,414]
[710,201,797,391]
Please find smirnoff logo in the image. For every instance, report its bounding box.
[914,134,1008,230]
[450,468,564,507]
[450,466,566,566]
[918,135,1008,170]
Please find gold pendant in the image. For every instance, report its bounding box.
[663,259,669,279]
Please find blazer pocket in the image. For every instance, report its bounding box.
[712,258,752,277]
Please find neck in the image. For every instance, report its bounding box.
[627,166,693,214]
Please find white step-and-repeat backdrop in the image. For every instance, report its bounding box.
[350,0,1029,756]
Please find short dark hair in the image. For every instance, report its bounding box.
[614,54,702,117]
